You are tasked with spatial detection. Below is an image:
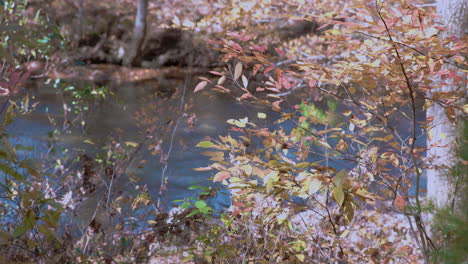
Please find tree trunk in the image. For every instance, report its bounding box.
[427,0,467,209]
[124,0,148,67]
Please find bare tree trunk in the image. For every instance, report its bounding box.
[427,0,468,209]
[124,0,148,66]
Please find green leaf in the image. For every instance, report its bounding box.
[20,158,41,177]
[0,163,22,180]
[186,209,200,218]
[196,141,215,148]
[13,225,28,238]
[200,206,212,214]
[3,104,16,127]
[194,200,207,209]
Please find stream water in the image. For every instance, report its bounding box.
[7,77,277,212]
[5,74,427,217]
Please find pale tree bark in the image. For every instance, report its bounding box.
[427,0,467,209]
[124,0,149,66]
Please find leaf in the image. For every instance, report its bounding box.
[213,171,231,182]
[200,206,212,214]
[344,201,354,223]
[192,166,213,171]
[234,62,242,80]
[295,254,305,262]
[308,79,317,88]
[226,118,247,128]
[186,209,200,218]
[333,186,345,206]
[218,75,226,85]
[445,106,455,122]
[194,81,208,93]
[257,112,267,119]
[201,151,224,161]
[334,170,347,187]
[308,179,322,194]
[196,141,214,148]
[241,75,248,88]
[241,164,253,175]
[83,139,94,145]
[336,139,348,152]
[125,141,138,147]
[20,158,40,177]
[194,200,207,209]
[394,196,406,211]
[340,229,350,238]
[13,225,28,238]
[0,163,22,180]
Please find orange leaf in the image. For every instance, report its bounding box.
[394,196,406,211]
[213,171,231,182]
[445,106,456,122]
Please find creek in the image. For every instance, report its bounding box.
[6,70,427,217]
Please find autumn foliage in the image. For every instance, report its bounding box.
[191,0,467,263]
[0,0,466,263]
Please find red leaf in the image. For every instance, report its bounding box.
[209,71,224,76]
[309,79,317,88]
[272,100,283,110]
[264,67,274,74]
[275,47,285,56]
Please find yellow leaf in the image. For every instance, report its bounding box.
[196,141,215,148]
[340,229,350,238]
[342,110,352,116]
[83,139,94,145]
[333,186,345,206]
[257,112,267,119]
[334,170,347,187]
[241,164,253,175]
[125,141,138,147]
[295,254,305,262]
[234,62,242,80]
